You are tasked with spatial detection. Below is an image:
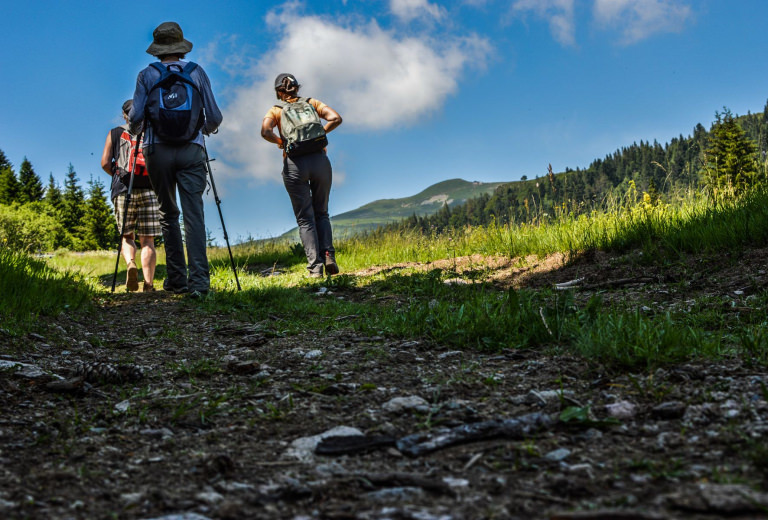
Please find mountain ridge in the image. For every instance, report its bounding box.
[281,178,509,238]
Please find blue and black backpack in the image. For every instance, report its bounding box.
[145,62,204,143]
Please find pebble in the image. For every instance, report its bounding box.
[283,425,363,461]
[605,400,637,419]
[382,396,430,413]
[652,401,686,419]
[544,448,571,461]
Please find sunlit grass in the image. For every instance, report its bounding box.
[19,185,768,369]
[0,246,93,328]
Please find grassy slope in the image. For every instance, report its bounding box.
[281,178,508,238]
[19,186,768,371]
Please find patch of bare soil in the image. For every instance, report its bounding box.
[2,249,768,520]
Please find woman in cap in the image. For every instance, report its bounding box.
[261,73,342,277]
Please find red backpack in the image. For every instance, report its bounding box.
[110,126,151,189]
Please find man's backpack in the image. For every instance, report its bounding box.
[146,62,204,143]
[276,98,328,157]
[110,127,151,190]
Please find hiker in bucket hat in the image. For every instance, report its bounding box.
[261,73,343,277]
[127,21,222,298]
[144,22,193,57]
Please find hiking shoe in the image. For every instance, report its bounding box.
[162,280,188,294]
[324,251,339,276]
[143,282,156,292]
[308,271,324,279]
[126,263,139,292]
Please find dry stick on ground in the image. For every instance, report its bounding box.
[353,472,456,497]
[539,307,554,336]
[556,276,656,290]
[396,412,555,456]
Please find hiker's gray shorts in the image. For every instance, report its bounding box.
[113,189,161,237]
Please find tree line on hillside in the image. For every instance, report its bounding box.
[389,103,767,233]
[0,150,115,251]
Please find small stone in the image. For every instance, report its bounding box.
[382,396,430,413]
[120,492,143,505]
[140,428,174,439]
[652,401,686,420]
[283,426,363,462]
[443,477,470,488]
[544,448,571,461]
[0,498,18,509]
[526,389,567,405]
[605,400,637,419]
[196,490,224,504]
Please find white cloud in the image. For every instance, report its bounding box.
[512,0,576,46]
[215,9,490,183]
[390,0,445,22]
[593,0,692,44]
[510,0,692,46]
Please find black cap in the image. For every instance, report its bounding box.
[274,73,299,90]
[122,99,133,115]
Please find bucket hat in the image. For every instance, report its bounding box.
[146,22,193,56]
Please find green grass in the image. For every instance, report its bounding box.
[8,185,768,370]
[0,246,93,330]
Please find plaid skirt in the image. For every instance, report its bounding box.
[113,188,162,237]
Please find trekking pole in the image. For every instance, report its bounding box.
[111,126,144,292]
[202,136,242,291]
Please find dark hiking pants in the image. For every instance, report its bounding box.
[145,143,210,293]
[282,151,334,275]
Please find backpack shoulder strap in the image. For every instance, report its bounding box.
[182,62,199,75]
[110,127,123,163]
[149,62,165,74]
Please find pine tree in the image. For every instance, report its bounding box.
[62,163,86,239]
[83,176,115,250]
[0,164,21,205]
[44,174,64,212]
[702,108,759,195]
[18,157,44,204]
[0,149,10,171]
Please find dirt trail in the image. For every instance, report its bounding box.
[2,250,768,519]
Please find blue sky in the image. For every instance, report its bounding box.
[1,0,767,242]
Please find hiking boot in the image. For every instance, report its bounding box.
[162,279,188,294]
[126,262,139,292]
[143,282,155,292]
[324,251,339,276]
[308,270,324,279]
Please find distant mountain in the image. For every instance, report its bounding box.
[281,178,508,238]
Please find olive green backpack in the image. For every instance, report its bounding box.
[276,98,328,157]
